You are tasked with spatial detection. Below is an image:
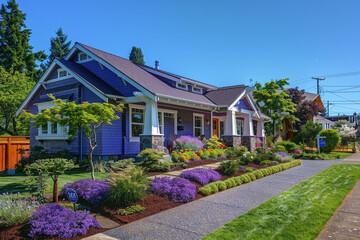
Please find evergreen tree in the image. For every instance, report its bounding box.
[129,46,145,65]
[41,27,71,71]
[0,0,46,81]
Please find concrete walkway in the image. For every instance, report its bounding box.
[316,153,360,240]
[86,160,340,240]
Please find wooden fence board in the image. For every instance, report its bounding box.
[0,136,30,172]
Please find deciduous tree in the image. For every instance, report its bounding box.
[26,95,124,180]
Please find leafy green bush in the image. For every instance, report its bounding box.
[240,174,252,183]
[260,160,271,166]
[225,146,248,159]
[275,141,299,152]
[208,182,219,193]
[215,181,227,191]
[137,149,169,172]
[224,178,236,188]
[199,186,212,196]
[253,152,275,164]
[247,173,257,181]
[108,166,149,207]
[219,160,238,176]
[117,205,145,215]
[253,170,264,179]
[274,145,287,153]
[240,153,255,164]
[109,158,135,171]
[319,129,341,152]
[245,167,254,172]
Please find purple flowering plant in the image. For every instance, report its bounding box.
[175,135,204,151]
[59,179,109,206]
[274,151,288,157]
[179,168,221,185]
[29,204,101,239]
[293,149,302,154]
[255,136,262,148]
[150,177,196,203]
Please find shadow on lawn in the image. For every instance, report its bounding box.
[0,182,27,194]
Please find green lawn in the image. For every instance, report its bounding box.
[0,171,109,194]
[203,164,360,240]
[323,151,354,159]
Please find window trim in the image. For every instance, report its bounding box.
[129,105,146,142]
[193,113,204,137]
[77,52,92,63]
[176,82,188,90]
[192,87,202,94]
[236,118,244,136]
[57,68,69,79]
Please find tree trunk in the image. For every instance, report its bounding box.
[53,176,58,203]
[89,148,95,180]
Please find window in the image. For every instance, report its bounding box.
[253,121,257,135]
[37,106,67,139]
[51,122,58,134]
[57,69,68,78]
[192,87,202,94]
[158,112,163,134]
[176,82,188,90]
[193,114,204,137]
[77,52,92,62]
[236,119,244,135]
[131,108,144,138]
[220,121,224,136]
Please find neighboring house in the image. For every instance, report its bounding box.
[326,114,358,128]
[313,116,334,130]
[17,43,269,160]
[278,91,326,141]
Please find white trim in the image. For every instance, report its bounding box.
[176,82,188,90]
[77,52,92,63]
[57,68,69,78]
[70,44,156,101]
[37,103,69,138]
[55,59,108,102]
[36,135,69,140]
[192,86,203,94]
[129,104,145,142]
[193,113,204,137]
[245,94,260,118]
[156,94,216,107]
[228,90,247,110]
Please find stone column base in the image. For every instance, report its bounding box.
[222,135,242,147]
[140,135,166,153]
[242,136,255,152]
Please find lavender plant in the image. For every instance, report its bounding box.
[28,204,101,238]
[150,177,196,203]
[274,152,294,162]
[175,135,204,151]
[179,168,221,185]
[0,192,41,227]
[59,179,109,206]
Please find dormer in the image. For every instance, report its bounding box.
[77,52,92,63]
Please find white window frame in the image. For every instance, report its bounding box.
[129,104,145,142]
[57,68,69,79]
[176,82,188,90]
[192,87,202,94]
[236,119,244,136]
[77,52,92,63]
[158,109,178,136]
[35,102,69,140]
[193,113,204,137]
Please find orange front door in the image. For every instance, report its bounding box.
[213,118,219,137]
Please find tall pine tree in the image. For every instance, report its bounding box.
[129,46,145,65]
[0,0,46,81]
[41,27,71,71]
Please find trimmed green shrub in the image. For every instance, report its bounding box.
[208,182,219,194]
[241,174,252,183]
[215,181,227,191]
[219,160,239,176]
[199,186,212,196]
[245,167,254,172]
[253,170,264,179]
[233,176,243,185]
[117,205,145,215]
[247,173,257,181]
[275,141,299,152]
[224,179,235,188]
[319,129,341,153]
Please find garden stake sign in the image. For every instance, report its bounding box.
[317,134,326,154]
[66,188,78,211]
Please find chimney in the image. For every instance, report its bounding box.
[155,60,160,69]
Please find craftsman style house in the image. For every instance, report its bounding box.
[17,43,269,160]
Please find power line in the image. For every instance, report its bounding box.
[312,77,325,95]
[323,88,360,106]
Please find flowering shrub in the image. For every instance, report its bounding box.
[59,179,109,206]
[293,149,302,154]
[255,136,262,148]
[171,150,200,163]
[175,136,204,151]
[274,152,294,162]
[205,135,225,149]
[29,204,101,238]
[179,168,221,185]
[0,193,41,227]
[150,177,196,203]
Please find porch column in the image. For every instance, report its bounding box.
[135,93,165,153]
[257,120,266,147]
[242,113,255,152]
[223,110,241,147]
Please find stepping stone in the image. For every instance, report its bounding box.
[83,233,118,240]
[148,174,177,180]
[164,171,183,176]
[92,215,120,229]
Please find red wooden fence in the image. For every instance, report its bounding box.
[0,136,30,172]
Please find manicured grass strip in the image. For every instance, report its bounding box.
[199,160,302,196]
[0,171,109,194]
[203,164,360,240]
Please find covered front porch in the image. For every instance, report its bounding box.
[124,93,266,154]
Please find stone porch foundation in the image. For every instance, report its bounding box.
[242,136,255,152]
[222,135,242,147]
[140,135,166,153]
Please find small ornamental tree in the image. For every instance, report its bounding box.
[26,94,124,180]
[319,129,340,153]
[25,158,76,203]
[295,120,322,147]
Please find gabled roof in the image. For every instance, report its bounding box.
[303,92,318,101]
[75,43,216,106]
[57,58,121,97]
[205,85,248,106]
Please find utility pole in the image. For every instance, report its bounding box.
[312,77,325,95]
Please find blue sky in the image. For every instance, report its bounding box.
[16,0,360,115]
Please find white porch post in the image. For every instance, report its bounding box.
[257,120,265,138]
[143,99,161,135]
[243,113,254,136]
[225,110,237,135]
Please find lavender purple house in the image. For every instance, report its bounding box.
[17,43,269,160]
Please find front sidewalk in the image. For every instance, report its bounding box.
[85,160,340,240]
[316,154,360,240]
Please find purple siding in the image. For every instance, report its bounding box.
[235,99,250,110]
[80,60,139,97]
[163,116,175,148]
[45,78,78,88]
